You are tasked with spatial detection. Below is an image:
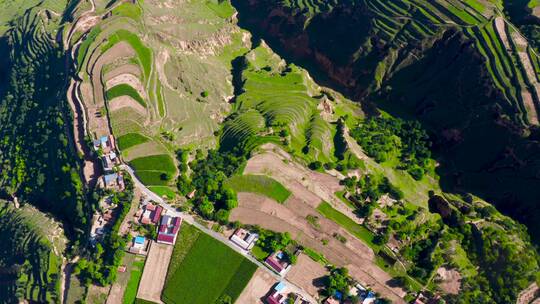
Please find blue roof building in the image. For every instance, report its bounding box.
[275,281,286,292]
[134,236,146,245]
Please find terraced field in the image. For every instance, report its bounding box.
[69,0,256,194]
[0,201,66,303]
[221,45,340,163]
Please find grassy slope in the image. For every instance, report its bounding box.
[225,174,292,203]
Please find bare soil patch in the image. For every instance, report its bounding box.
[104,64,142,81]
[517,282,540,304]
[108,95,147,116]
[236,268,277,304]
[106,73,147,99]
[494,17,511,50]
[244,145,358,222]
[509,29,540,125]
[287,253,327,299]
[137,242,173,304]
[435,267,461,295]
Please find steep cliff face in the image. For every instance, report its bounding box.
[233,0,540,242]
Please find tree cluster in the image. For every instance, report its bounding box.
[185,149,245,223]
[255,229,297,264]
[0,18,90,242]
[341,174,404,211]
[350,117,431,180]
[74,175,134,286]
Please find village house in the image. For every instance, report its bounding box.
[138,203,163,225]
[265,282,311,304]
[266,282,288,304]
[157,215,182,245]
[100,172,125,190]
[101,151,119,171]
[323,298,340,304]
[230,228,259,251]
[129,235,149,255]
[265,251,292,276]
[93,135,116,153]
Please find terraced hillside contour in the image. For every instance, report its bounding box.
[0,200,66,303]
[69,0,255,195]
[234,0,540,243]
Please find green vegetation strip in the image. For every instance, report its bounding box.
[130,154,176,186]
[162,224,257,304]
[122,259,145,304]
[106,84,147,108]
[117,133,149,151]
[225,174,291,203]
[316,201,378,250]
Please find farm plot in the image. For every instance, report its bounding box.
[221,45,336,162]
[129,154,176,186]
[162,224,257,304]
[136,242,173,303]
[224,174,291,203]
[106,83,147,107]
[117,133,150,151]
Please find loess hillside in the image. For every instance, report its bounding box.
[233,0,540,243]
[0,200,67,303]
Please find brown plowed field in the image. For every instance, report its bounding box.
[230,192,406,303]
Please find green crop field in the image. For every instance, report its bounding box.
[106,84,147,107]
[123,258,145,304]
[130,154,176,173]
[225,174,291,203]
[317,201,378,250]
[118,133,150,151]
[162,224,257,304]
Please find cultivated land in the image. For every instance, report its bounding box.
[230,191,407,302]
[137,242,173,304]
[235,268,277,304]
[2,0,538,303]
[286,253,328,299]
[225,174,292,203]
[162,224,257,304]
[243,144,359,223]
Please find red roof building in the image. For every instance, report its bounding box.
[157,215,182,245]
[265,251,291,275]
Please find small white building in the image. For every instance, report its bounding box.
[230,228,259,251]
